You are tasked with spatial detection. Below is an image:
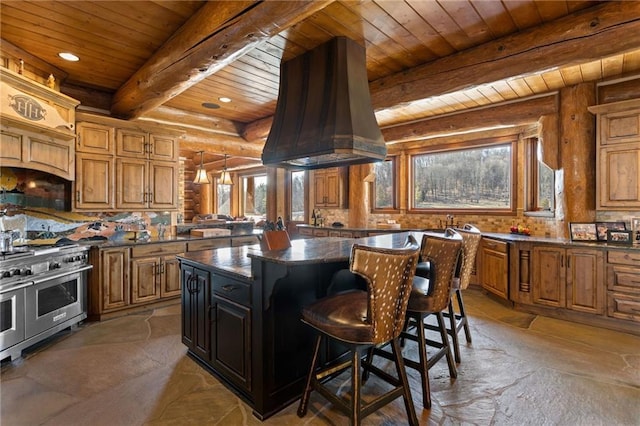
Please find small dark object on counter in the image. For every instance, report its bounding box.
[332,222,344,228]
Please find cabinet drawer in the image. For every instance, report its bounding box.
[607,292,640,322]
[607,265,640,293]
[131,242,186,257]
[187,238,231,252]
[299,228,314,236]
[313,229,329,237]
[212,273,250,306]
[607,250,640,266]
[482,238,508,253]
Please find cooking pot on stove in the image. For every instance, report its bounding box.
[0,230,14,253]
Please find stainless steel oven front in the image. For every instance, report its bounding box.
[0,285,26,353]
[25,267,90,339]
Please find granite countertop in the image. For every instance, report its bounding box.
[297,224,423,233]
[81,229,262,249]
[482,232,640,250]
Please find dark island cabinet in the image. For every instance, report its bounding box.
[211,273,252,393]
[180,263,210,362]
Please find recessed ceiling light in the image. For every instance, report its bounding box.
[58,52,79,62]
[202,102,220,109]
[218,97,232,103]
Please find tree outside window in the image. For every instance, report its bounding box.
[373,159,396,210]
[411,143,513,211]
[526,139,555,214]
[290,170,305,221]
[242,174,267,221]
[217,183,231,215]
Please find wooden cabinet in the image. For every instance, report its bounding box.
[115,158,178,210]
[88,247,130,316]
[75,153,114,210]
[480,238,509,299]
[130,242,186,303]
[74,113,181,211]
[606,249,640,323]
[116,128,179,161]
[181,263,211,361]
[532,246,604,314]
[313,167,348,208]
[77,122,114,154]
[211,272,252,392]
[589,100,640,210]
[187,238,231,252]
[0,67,79,180]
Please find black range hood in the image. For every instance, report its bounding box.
[262,36,387,170]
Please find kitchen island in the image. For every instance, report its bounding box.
[177,231,422,420]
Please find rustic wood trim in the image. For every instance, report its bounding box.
[111,1,335,119]
[369,2,640,110]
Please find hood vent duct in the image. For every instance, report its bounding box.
[262,36,386,170]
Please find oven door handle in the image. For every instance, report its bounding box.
[0,280,35,293]
[30,265,93,285]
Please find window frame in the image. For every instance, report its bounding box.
[408,138,517,215]
[238,170,268,221]
[524,137,555,217]
[286,169,308,224]
[370,156,399,213]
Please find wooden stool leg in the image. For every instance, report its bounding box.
[448,298,462,363]
[457,290,472,343]
[351,348,362,425]
[415,313,432,408]
[297,335,322,417]
[391,338,419,426]
[437,312,457,379]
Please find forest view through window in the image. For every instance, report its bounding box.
[373,159,395,210]
[412,143,512,210]
[290,170,305,221]
[242,175,267,221]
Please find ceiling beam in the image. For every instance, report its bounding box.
[381,93,558,144]
[111,0,335,120]
[369,1,640,109]
[141,105,243,137]
[240,1,640,143]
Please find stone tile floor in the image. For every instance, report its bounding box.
[2,288,639,425]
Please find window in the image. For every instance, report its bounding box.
[526,139,555,214]
[290,170,306,222]
[241,174,267,221]
[372,158,397,211]
[410,141,515,212]
[216,182,231,215]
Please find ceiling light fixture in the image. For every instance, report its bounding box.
[58,52,79,62]
[193,151,210,184]
[219,154,233,185]
[218,97,232,103]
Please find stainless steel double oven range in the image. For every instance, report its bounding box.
[0,243,92,362]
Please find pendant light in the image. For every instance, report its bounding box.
[193,151,210,184]
[219,154,233,185]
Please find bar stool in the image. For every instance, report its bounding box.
[297,236,420,425]
[395,232,462,409]
[445,224,482,362]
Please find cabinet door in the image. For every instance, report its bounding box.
[566,249,604,314]
[211,295,252,392]
[75,153,114,210]
[131,257,161,303]
[480,239,509,299]
[116,158,147,209]
[598,144,640,209]
[116,128,147,157]
[324,170,340,206]
[149,161,178,209]
[314,172,328,206]
[149,134,178,161]
[101,248,130,311]
[532,246,566,308]
[77,122,113,154]
[161,254,182,298]
[181,266,210,361]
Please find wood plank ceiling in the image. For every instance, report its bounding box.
[2,0,640,171]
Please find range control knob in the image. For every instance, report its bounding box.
[51,262,61,270]
[23,268,32,275]
[1,270,9,278]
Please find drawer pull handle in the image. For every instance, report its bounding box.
[485,242,497,248]
[221,284,237,292]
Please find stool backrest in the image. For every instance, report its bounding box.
[350,236,420,344]
[419,232,462,312]
[455,225,482,290]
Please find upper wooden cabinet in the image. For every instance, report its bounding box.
[313,167,348,208]
[589,100,640,210]
[116,129,179,161]
[74,113,182,211]
[0,67,79,180]
[76,122,114,154]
